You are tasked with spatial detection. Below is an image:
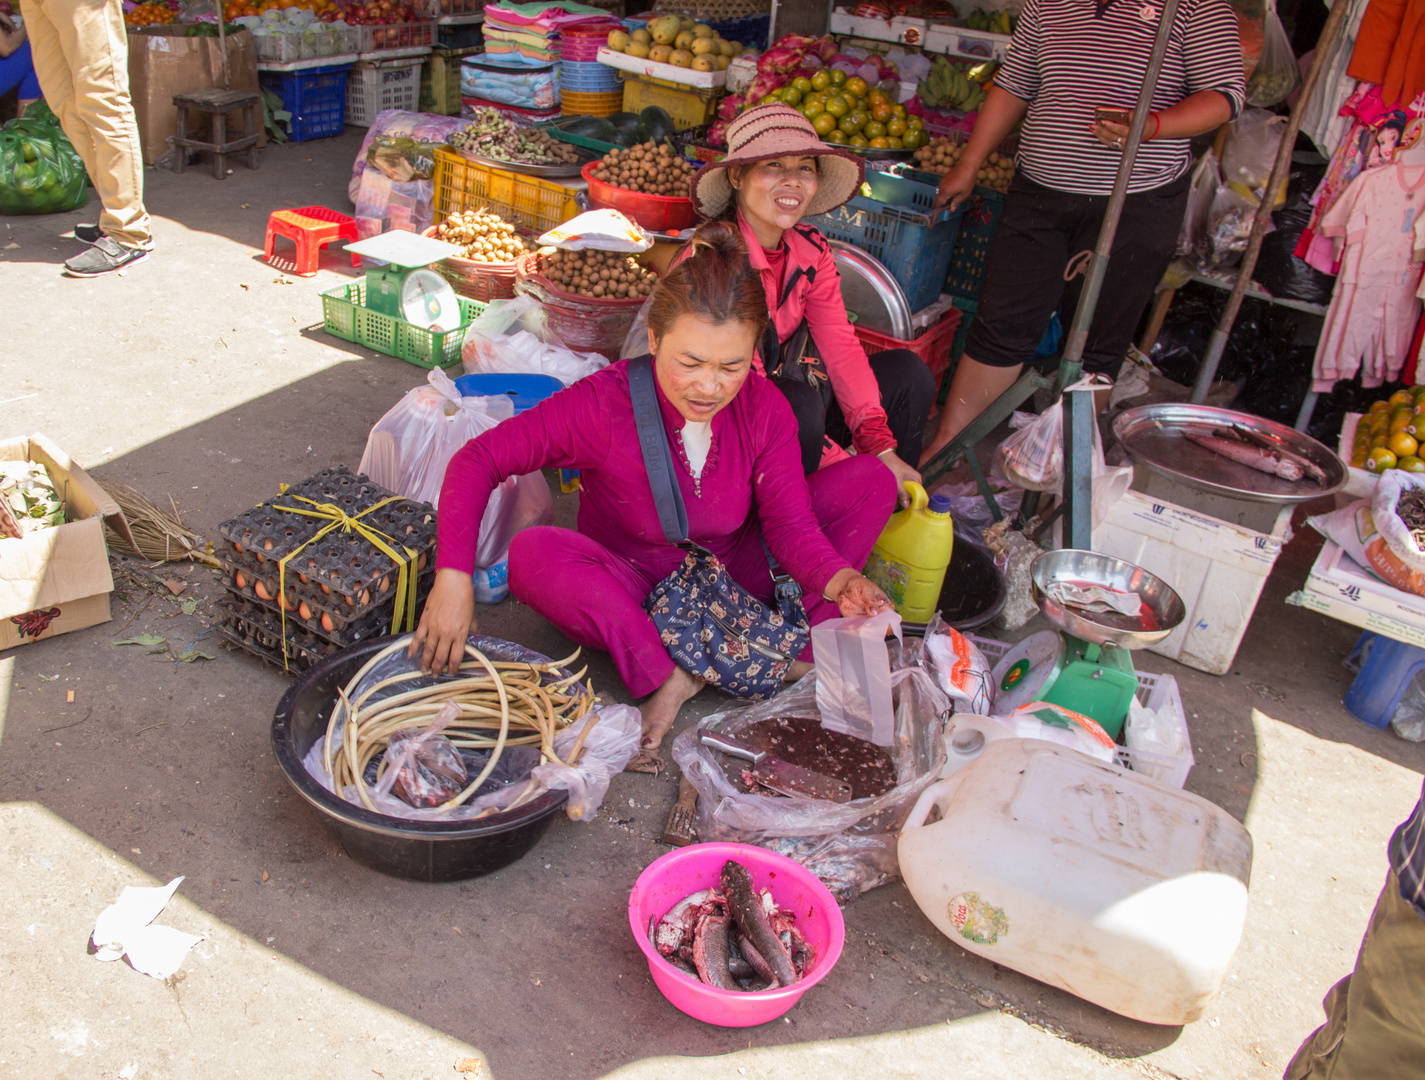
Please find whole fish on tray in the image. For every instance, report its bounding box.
[1182,425,1326,484]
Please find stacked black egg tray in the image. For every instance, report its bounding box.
[211,466,438,672]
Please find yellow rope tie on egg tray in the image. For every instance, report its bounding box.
[275,495,420,670]
[323,638,596,812]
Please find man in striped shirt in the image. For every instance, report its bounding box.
[1286,781,1425,1078]
[919,0,1245,466]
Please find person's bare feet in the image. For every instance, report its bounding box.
[627,666,705,772]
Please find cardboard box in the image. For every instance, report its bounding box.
[1287,587,1425,649]
[126,26,265,166]
[0,435,133,651]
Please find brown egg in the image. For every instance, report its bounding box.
[233,542,244,554]
[298,573,309,585]
[254,579,273,600]
[298,601,312,620]
[320,583,331,595]
[321,612,334,632]
[235,570,246,589]
[263,539,274,551]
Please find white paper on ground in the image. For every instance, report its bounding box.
[812,609,903,747]
[91,875,202,979]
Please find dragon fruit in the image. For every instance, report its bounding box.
[746,72,789,104]
[719,93,745,121]
[707,119,729,147]
[812,37,838,63]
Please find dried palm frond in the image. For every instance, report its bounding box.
[99,481,220,567]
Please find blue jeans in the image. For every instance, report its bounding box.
[0,39,41,99]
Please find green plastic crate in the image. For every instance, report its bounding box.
[321,281,485,368]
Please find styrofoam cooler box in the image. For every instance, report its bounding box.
[1091,471,1293,676]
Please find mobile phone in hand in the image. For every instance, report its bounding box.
[1094,107,1133,127]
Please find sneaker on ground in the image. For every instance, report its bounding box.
[73,223,102,243]
[63,236,150,277]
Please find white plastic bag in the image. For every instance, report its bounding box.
[1178,149,1220,257]
[920,614,994,716]
[995,405,1063,491]
[538,209,652,253]
[1372,472,1425,575]
[358,367,553,569]
[460,294,608,386]
[353,167,433,241]
[812,610,903,747]
[1245,6,1301,108]
[1125,696,1186,759]
[531,703,642,820]
[994,702,1117,764]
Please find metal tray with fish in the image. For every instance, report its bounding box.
[1112,404,1347,504]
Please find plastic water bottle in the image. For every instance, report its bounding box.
[473,559,509,604]
[862,481,954,623]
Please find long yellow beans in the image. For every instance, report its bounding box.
[323,640,595,812]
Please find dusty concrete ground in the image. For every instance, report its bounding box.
[2,130,1423,1080]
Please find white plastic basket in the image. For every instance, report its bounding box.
[345,58,423,127]
[968,634,1195,789]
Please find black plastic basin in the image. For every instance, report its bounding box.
[902,540,1008,636]
[271,639,568,882]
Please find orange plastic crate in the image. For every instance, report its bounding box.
[433,147,581,233]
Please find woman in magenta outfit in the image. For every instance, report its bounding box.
[411,223,897,759]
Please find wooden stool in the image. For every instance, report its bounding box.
[263,206,360,276]
[172,88,260,180]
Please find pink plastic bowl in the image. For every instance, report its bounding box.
[627,842,846,1027]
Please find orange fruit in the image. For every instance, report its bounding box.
[1389,431,1419,458]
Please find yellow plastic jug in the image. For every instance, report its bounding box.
[862,481,954,623]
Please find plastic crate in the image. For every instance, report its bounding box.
[706,13,769,48]
[619,71,721,129]
[254,27,357,63]
[433,147,582,232]
[346,57,423,127]
[422,45,479,114]
[321,281,484,368]
[969,635,1195,789]
[414,0,482,14]
[854,305,963,383]
[259,64,350,142]
[945,185,1005,302]
[437,21,483,49]
[350,19,434,53]
[808,172,964,313]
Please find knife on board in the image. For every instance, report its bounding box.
[697,728,854,803]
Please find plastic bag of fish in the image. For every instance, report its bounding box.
[652,860,810,992]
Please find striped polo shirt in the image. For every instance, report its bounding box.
[995,0,1246,196]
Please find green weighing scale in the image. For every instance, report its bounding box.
[990,549,1186,742]
[345,230,466,331]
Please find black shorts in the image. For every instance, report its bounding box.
[963,170,1191,378]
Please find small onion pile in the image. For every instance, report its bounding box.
[449,108,580,166]
[912,138,1015,192]
[540,248,657,300]
[592,141,695,197]
[434,209,531,263]
[324,641,596,813]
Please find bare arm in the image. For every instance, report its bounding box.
[933,87,1030,210]
[1091,89,1233,148]
[0,14,26,58]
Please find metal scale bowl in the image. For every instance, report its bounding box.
[991,550,1186,741]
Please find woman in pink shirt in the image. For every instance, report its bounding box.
[689,103,932,504]
[410,223,896,759]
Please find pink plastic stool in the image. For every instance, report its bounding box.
[263,206,359,276]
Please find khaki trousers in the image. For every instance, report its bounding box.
[1285,869,1425,1080]
[18,0,150,249]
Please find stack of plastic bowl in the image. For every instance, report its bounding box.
[559,22,622,115]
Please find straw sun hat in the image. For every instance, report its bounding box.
[691,102,865,219]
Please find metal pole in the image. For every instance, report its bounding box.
[1189,0,1350,403]
[1059,0,1181,542]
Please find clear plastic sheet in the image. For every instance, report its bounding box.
[460,295,609,387]
[348,109,468,202]
[357,367,553,568]
[301,635,638,822]
[671,667,949,903]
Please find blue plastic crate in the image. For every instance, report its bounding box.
[707,14,769,49]
[871,167,1005,302]
[260,64,350,143]
[808,172,963,313]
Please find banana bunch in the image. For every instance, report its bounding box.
[918,56,990,112]
[964,7,1013,33]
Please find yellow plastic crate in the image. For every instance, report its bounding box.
[433,147,582,232]
[619,71,721,129]
[422,46,479,116]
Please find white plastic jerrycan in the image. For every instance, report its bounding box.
[898,737,1252,1026]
